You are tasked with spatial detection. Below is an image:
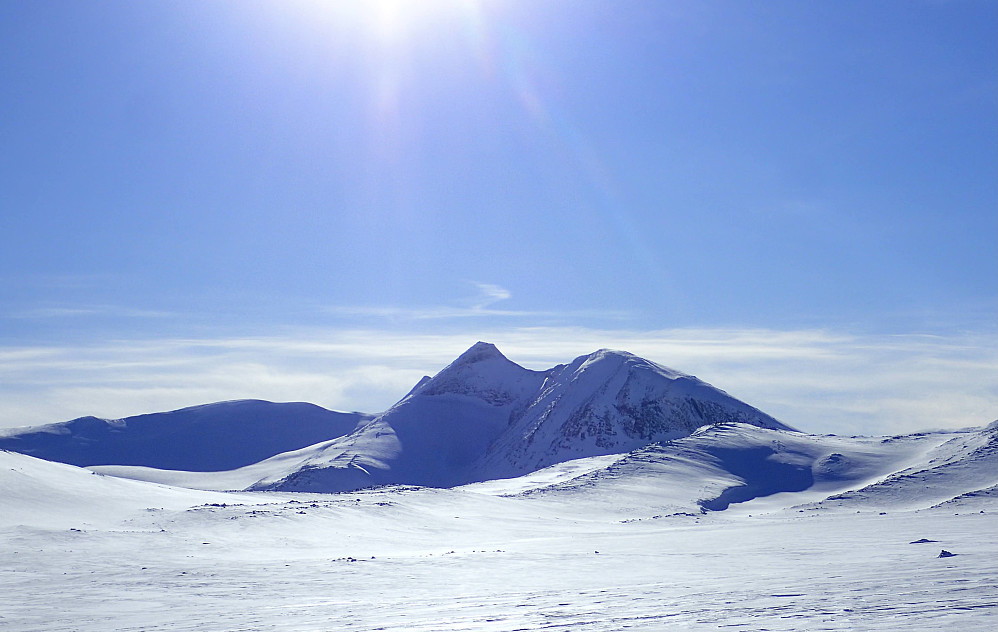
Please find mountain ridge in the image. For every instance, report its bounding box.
[1,342,793,492]
[0,399,372,471]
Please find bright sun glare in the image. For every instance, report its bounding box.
[298,0,481,43]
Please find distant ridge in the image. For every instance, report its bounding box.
[0,400,372,471]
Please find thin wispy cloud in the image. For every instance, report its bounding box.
[6,305,176,320]
[0,326,993,436]
[323,305,631,320]
[322,284,631,322]
[8,307,103,319]
[468,282,512,310]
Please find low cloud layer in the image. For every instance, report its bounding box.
[0,326,994,436]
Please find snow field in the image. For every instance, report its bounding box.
[1,474,994,631]
[2,398,995,631]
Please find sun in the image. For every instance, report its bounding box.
[294,0,481,45]
[368,0,428,42]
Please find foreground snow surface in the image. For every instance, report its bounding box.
[2,444,995,631]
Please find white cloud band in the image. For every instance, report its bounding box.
[0,326,994,436]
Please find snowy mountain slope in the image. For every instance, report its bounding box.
[475,347,791,480]
[0,449,248,529]
[89,342,793,492]
[803,420,998,512]
[89,417,998,522]
[299,343,553,489]
[463,422,998,516]
[92,418,403,492]
[0,400,372,471]
[10,421,995,528]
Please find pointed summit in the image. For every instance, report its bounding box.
[413,341,543,402]
[393,342,524,404]
[452,341,509,366]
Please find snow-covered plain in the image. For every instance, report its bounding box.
[2,422,995,631]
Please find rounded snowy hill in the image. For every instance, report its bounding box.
[0,400,372,471]
[487,421,998,515]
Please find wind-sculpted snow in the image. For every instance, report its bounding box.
[804,421,998,511]
[0,400,372,471]
[474,422,997,517]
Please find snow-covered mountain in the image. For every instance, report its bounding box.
[472,343,792,480]
[4,347,994,632]
[87,342,793,492]
[0,400,372,471]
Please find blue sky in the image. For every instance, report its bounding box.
[1,0,995,433]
